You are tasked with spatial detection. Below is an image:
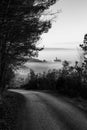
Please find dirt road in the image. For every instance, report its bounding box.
[10,90,87,130]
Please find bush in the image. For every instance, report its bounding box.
[21,60,87,99]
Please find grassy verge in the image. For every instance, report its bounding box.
[49,91,87,114]
[0,90,26,130]
[66,97,87,113]
[38,90,87,115]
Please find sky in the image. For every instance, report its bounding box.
[40,0,87,48]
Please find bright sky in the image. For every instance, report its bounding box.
[41,0,87,48]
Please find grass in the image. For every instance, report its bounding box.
[39,90,87,115]
[66,97,87,113]
[0,90,26,130]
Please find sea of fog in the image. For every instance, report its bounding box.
[22,48,83,74]
[38,48,82,62]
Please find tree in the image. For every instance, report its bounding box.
[80,34,87,62]
[0,0,57,92]
[80,34,87,84]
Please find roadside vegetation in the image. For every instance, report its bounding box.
[19,60,87,99]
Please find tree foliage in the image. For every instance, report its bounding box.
[0,0,57,90]
[80,34,87,63]
[20,62,87,99]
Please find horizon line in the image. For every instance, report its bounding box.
[44,47,78,50]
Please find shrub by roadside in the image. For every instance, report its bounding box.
[20,61,87,100]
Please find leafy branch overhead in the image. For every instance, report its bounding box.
[0,0,57,59]
[0,0,57,89]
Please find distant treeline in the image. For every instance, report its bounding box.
[16,60,87,99]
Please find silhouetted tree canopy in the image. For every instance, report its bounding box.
[80,34,87,64]
[0,0,57,91]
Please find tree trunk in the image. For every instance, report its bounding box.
[0,60,7,93]
[0,62,6,103]
[0,40,7,95]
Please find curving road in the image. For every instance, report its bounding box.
[11,90,87,130]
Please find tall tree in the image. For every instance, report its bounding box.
[80,34,87,63]
[80,34,87,83]
[0,0,57,92]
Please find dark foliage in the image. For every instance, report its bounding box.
[56,61,87,98]
[21,60,87,99]
[0,0,57,91]
[21,69,58,90]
